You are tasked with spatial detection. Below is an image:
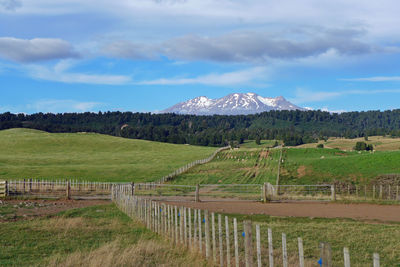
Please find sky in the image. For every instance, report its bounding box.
[1,0,400,114]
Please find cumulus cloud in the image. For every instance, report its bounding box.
[103,28,374,63]
[0,37,79,63]
[137,67,267,86]
[0,0,21,11]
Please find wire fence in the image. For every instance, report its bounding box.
[156,146,231,183]
[113,184,382,267]
[2,179,400,203]
[4,179,120,199]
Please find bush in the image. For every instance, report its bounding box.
[317,144,324,148]
[354,141,373,151]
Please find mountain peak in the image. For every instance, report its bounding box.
[161,93,304,115]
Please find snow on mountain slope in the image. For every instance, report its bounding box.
[161,93,304,115]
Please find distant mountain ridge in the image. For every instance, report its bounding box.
[161,92,305,115]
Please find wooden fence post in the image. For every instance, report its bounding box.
[268,228,274,267]
[331,185,336,201]
[343,247,350,267]
[212,212,217,262]
[188,208,192,248]
[263,183,268,203]
[256,224,261,267]
[175,206,178,244]
[194,209,197,249]
[225,216,231,267]
[180,207,184,244]
[234,218,239,267]
[205,210,211,259]
[184,207,187,245]
[195,184,200,202]
[373,253,380,267]
[66,180,71,200]
[379,185,383,199]
[218,214,224,267]
[319,242,332,267]
[298,237,304,267]
[244,220,253,267]
[198,209,202,253]
[282,233,288,267]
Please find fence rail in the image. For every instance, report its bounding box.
[112,184,382,267]
[3,179,400,203]
[0,180,6,198]
[5,179,122,199]
[157,146,231,183]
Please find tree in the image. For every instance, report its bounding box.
[354,141,373,151]
[255,136,261,145]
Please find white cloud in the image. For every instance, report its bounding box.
[0,0,21,11]
[0,37,79,63]
[341,76,400,82]
[291,88,400,104]
[26,99,102,113]
[137,67,268,86]
[27,61,131,85]
[103,28,375,63]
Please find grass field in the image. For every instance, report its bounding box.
[0,128,215,182]
[170,146,400,186]
[0,203,207,266]
[297,135,400,151]
[227,212,400,266]
[170,148,281,185]
[280,148,400,185]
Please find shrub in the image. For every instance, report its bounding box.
[317,144,324,148]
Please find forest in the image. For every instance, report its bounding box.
[1,109,400,146]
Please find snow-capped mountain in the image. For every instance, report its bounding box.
[161,93,304,115]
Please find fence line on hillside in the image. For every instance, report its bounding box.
[112,184,382,267]
[156,146,231,184]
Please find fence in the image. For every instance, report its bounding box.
[157,146,231,183]
[5,179,119,199]
[112,184,382,267]
[0,180,6,198]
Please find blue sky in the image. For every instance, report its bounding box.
[1,0,400,114]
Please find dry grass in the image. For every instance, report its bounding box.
[47,239,210,267]
[297,136,400,151]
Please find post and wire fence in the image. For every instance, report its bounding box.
[112,184,382,267]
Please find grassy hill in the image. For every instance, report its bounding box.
[0,128,215,182]
[170,146,400,186]
[297,136,400,151]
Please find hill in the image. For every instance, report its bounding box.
[170,145,400,186]
[0,128,215,182]
[296,136,400,151]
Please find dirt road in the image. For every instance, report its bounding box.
[162,200,400,223]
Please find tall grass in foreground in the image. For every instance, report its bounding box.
[0,203,209,266]
[47,239,208,267]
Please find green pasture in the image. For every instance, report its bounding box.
[171,146,400,186]
[226,213,400,266]
[0,128,215,182]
